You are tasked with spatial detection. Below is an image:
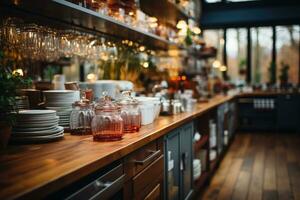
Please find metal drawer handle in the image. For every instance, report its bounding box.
[181,152,188,171]
[91,174,125,200]
[238,98,253,103]
[134,150,161,165]
[95,180,110,188]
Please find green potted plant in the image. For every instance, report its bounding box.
[238,59,246,75]
[184,28,193,47]
[0,50,31,148]
[268,61,276,86]
[279,62,289,89]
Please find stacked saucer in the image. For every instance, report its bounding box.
[15,96,30,110]
[193,159,202,181]
[44,90,80,129]
[11,110,64,143]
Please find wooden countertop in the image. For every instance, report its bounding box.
[1,90,299,199]
[237,91,299,97]
[0,95,233,199]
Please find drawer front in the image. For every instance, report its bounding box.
[165,130,180,200]
[66,164,125,200]
[180,123,193,200]
[132,155,164,199]
[124,139,163,180]
[144,183,161,200]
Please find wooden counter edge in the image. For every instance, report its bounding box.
[0,93,284,199]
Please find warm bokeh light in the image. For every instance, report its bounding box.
[148,17,158,23]
[142,62,149,68]
[192,27,201,35]
[220,38,225,45]
[212,60,221,68]
[139,46,146,52]
[176,20,187,30]
[220,65,227,72]
[12,69,24,76]
[86,73,97,82]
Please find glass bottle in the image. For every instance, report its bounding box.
[107,0,125,22]
[91,92,124,141]
[121,0,137,25]
[98,0,108,15]
[72,0,84,7]
[85,0,93,9]
[91,0,100,12]
[117,91,141,133]
[70,96,95,135]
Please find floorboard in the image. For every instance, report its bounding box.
[200,133,300,200]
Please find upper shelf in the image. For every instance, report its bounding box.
[140,0,197,27]
[0,0,179,50]
[188,47,217,59]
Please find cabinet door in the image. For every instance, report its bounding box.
[144,183,161,200]
[228,102,236,138]
[180,123,193,200]
[217,104,225,154]
[165,130,180,200]
[277,94,300,131]
[132,155,164,200]
[65,164,125,200]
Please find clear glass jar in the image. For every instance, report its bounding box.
[72,0,84,7]
[108,0,125,22]
[91,0,100,12]
[91,93,124,141]
[84,0,92,9]
[121,0,137,25]
[98,0,108,15]
[70,98,95,135]
[117,91,141,133]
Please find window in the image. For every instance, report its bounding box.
[276,25,300,85]
[226,28,247,83]
[226,0,257,2]
[204,0,221,3]
[203,29,224,64]
[251,27,273,84]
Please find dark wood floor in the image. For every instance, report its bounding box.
[200,133,300,200]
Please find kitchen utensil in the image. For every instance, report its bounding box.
[91,92,124,141]
[117,91,141,133]
[70,96,95,135]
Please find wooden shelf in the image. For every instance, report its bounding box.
[140,0,194,27]
[194,172,209,189]
[210,158,219,171]
[0,0,178,50]
[0,95,235,200]
[189,47,217,59]
[194,134,209,153]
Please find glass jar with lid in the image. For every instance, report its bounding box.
[117,91,141,133]
[70,95,95,135]
[121,0,137,25]
[98,0,108,15]
[107,0,125,22]
[91,92,124,141]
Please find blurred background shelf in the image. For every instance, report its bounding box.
[194,134,209,153]
[140,0,199,27]
[0,0,179,50]
[194,171,209,189]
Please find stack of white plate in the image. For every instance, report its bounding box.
[44,90,80,129]
[15,96,30,110]
[193,159,202,181]
[11,110,64,143]
[209,150,217,161]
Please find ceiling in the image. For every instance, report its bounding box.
[200,0,300,29]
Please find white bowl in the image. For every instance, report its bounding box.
[136,97,161,119]
[139,103,155,125]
